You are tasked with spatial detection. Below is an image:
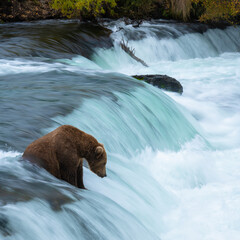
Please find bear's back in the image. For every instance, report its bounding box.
[22,125,81,171]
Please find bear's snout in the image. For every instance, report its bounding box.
[97,171,107,178]
[102,173,107,178]
[100,173,107,178]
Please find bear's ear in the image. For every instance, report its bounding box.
[95,146,104,159]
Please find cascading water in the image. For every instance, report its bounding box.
[0,19,240,240]
[92,20,240,72]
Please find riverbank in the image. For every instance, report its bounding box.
[0,0,165,23]
[1,0,235,32]
[0,0,62,22]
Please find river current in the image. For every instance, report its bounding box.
[0,19,240,240]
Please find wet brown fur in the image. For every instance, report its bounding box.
[22,125,107,189]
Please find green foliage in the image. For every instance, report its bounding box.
[133,76,144,81]
[51,0,240,23]
[192,0,240,23]
[162,0,240,23]
[51,0,117,18]
[52,0,161,19]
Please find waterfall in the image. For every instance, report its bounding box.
[0,19,240,240]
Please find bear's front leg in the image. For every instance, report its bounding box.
[60,167,78,187]
[77,161,85,189]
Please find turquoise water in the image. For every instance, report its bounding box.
[0,20,240,240]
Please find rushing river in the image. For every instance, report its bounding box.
[0,19,240,240]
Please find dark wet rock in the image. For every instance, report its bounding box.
[133,74,183,94]
[0,20,113,59]
[0,214,12,237]
[0,161,76,211]
[75,22,113,56]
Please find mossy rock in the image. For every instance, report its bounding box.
[132,74,183,94]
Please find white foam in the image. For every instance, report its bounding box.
[0,57,101,76]
[162,53,240,149]
[0,149,20,159]
[92,25,240,74]
[135,138,240,239]
[79,136,240,239]
[0,59,60,75]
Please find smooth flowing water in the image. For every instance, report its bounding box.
[0,19,240,240]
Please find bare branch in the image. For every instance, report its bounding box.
[120,39,148,67]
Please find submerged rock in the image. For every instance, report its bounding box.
[0,214,12,237]
[133,74,183,94]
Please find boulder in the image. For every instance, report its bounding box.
[133,74,183,94]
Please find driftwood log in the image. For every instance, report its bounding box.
[120,39,148,67]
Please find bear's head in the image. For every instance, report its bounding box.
[88,144,107,178]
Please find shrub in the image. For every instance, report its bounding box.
[192,0,240,23]
[51,0,117,18]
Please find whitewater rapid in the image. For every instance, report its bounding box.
[0,20,240,240]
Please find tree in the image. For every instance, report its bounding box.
[51,0,240,23]
[51,0,117,19]
[192,0,240,23]
[168,0,192,21]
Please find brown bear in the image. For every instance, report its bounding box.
[22,125,107,189]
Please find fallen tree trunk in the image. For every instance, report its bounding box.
[120,39,148,67]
